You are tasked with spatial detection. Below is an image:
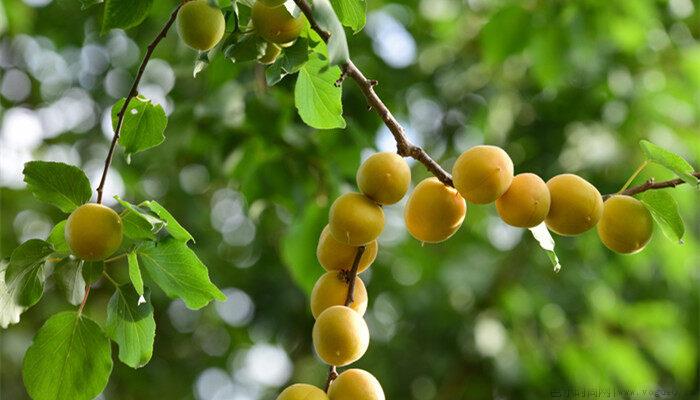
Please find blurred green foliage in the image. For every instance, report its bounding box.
[1,0,699,399]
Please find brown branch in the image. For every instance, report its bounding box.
[604,172,699,199]
[292,0,453,187]
[95,5,182,203]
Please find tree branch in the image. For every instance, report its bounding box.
[95,5,182,203]
[605,172,700,199]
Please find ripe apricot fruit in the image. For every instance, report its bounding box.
[251,1,305,45]
[495,173,551,228]
[312,305,369,366]
[452,145,514,204]
[176,0,226,51]
[329,193,384,246]
[277,384,329,400]
[259,42,281,65]
[65,203,123,261]
[596,195,653,254]
[545,174,603,236]
[356,152,411,205]
[328,369,385,400]
[311,272,368,318]
[404,177,466,243]
[317,225,378,273]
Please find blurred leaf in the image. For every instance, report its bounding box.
[295,52,345,129]
[137,238,225,309]
[23,312,112,400]
[529,223,561,272]
[101,0,154,34]
[5,239,53,308]
[23,161,92,213]
[116,196,165,241]
[105,285,155,368]
[80,0,103,10]
[47,220,69,256]
[54,259,86,306]
[224,33,266,63]
[82,261,104,285]
[639,140,698,187]
[112,96,167,158]
[127,252,144,296]
[312,0,349,65]
[142,200,194,242]
[330,0,365,34]
[281,203,326,296]
[480,5,531,65]
[0,263,25,329]
[639,190,684,243]
[529,25,565,88]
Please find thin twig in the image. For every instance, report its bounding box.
[604,171,700,199]
[78,284,91,315]
[323,365,338,392]
[95,5,182,203]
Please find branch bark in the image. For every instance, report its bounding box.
[95,5,182,203]
[607,172,700,199]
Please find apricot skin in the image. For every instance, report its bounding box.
[311,272,368,318]
[495,173,551,228]
[328,369,385,400]
[312,306,369,367]
[356,152,411,205]
[277,384,329,400]
[252,1,305,45]
[404,177,467,243]
[329,193,384,246]
[596,195,653,254]
[65,203,123,261]
[452,145,514,204]
[545,174,603,236]
[317,225,378,273]
[176,0,226,51]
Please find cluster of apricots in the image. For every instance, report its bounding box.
[176,0,305,65]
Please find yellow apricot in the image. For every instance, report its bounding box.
[311,272,367,319]
[329,193,384,246]
[328,369,385,400]
[317,225,378,273]
[252,1,305,45]
[65,203,123,261]
[452,145,514,204]
[404,177,466,243]
[312,306,369,366]
[259,42,282,65]
[176,0,226,51]
[596,195,653,254]
[356,152,411,205]
[495,173,551,228]
[277,384,329,400]
[545,174,603,236]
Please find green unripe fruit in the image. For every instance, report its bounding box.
[65,203,123,261]
[404,177,467,243]
[176,0,226,51]
[317,225,378,273]
[596,195,653,254]
[252,1,305,45]
[356,152,411,205]
[312,305,369,367]
[311,272,368,319]
[452,145,514,204]
[259,0,288,6]
[329,193,385,246]
[277,384,329,400]
[328,369,385,400]
[259,42,282,65]
[545,174,603,236]
[495,173,551,228]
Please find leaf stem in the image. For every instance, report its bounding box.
[77,284,91,315]
[102,271,119,287]
[617,160,649,194]
[104,253,127,264]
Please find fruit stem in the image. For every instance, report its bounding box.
[617,160,649,194]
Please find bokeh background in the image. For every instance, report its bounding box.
[1,0,699,399]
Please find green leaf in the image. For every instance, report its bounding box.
[127,252,144,296]
[312,0,350,65]
[330,0,366,33]
[23,161,93,213]
[23,312,112,400]
[82,261,105,285]
[80,0,103,10]
[54,259,86,306]
[6,239,54,307]
[481,6,531,65]
[529,223,562,273]
[266,37,311,86]
[102,0,154,34]
[281,204,327,295]
[224,33,267,63]
[116,196,165,240]
[47,220,70,256]
[0,263,25,329]
[112,96,167,157]
[137,238,225,309]
[143,200,194,242]
[639,140,699,187]
[529,25,565,88]
[105,285,156,368]
[639,190,684,243]
[295,52,345,129]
